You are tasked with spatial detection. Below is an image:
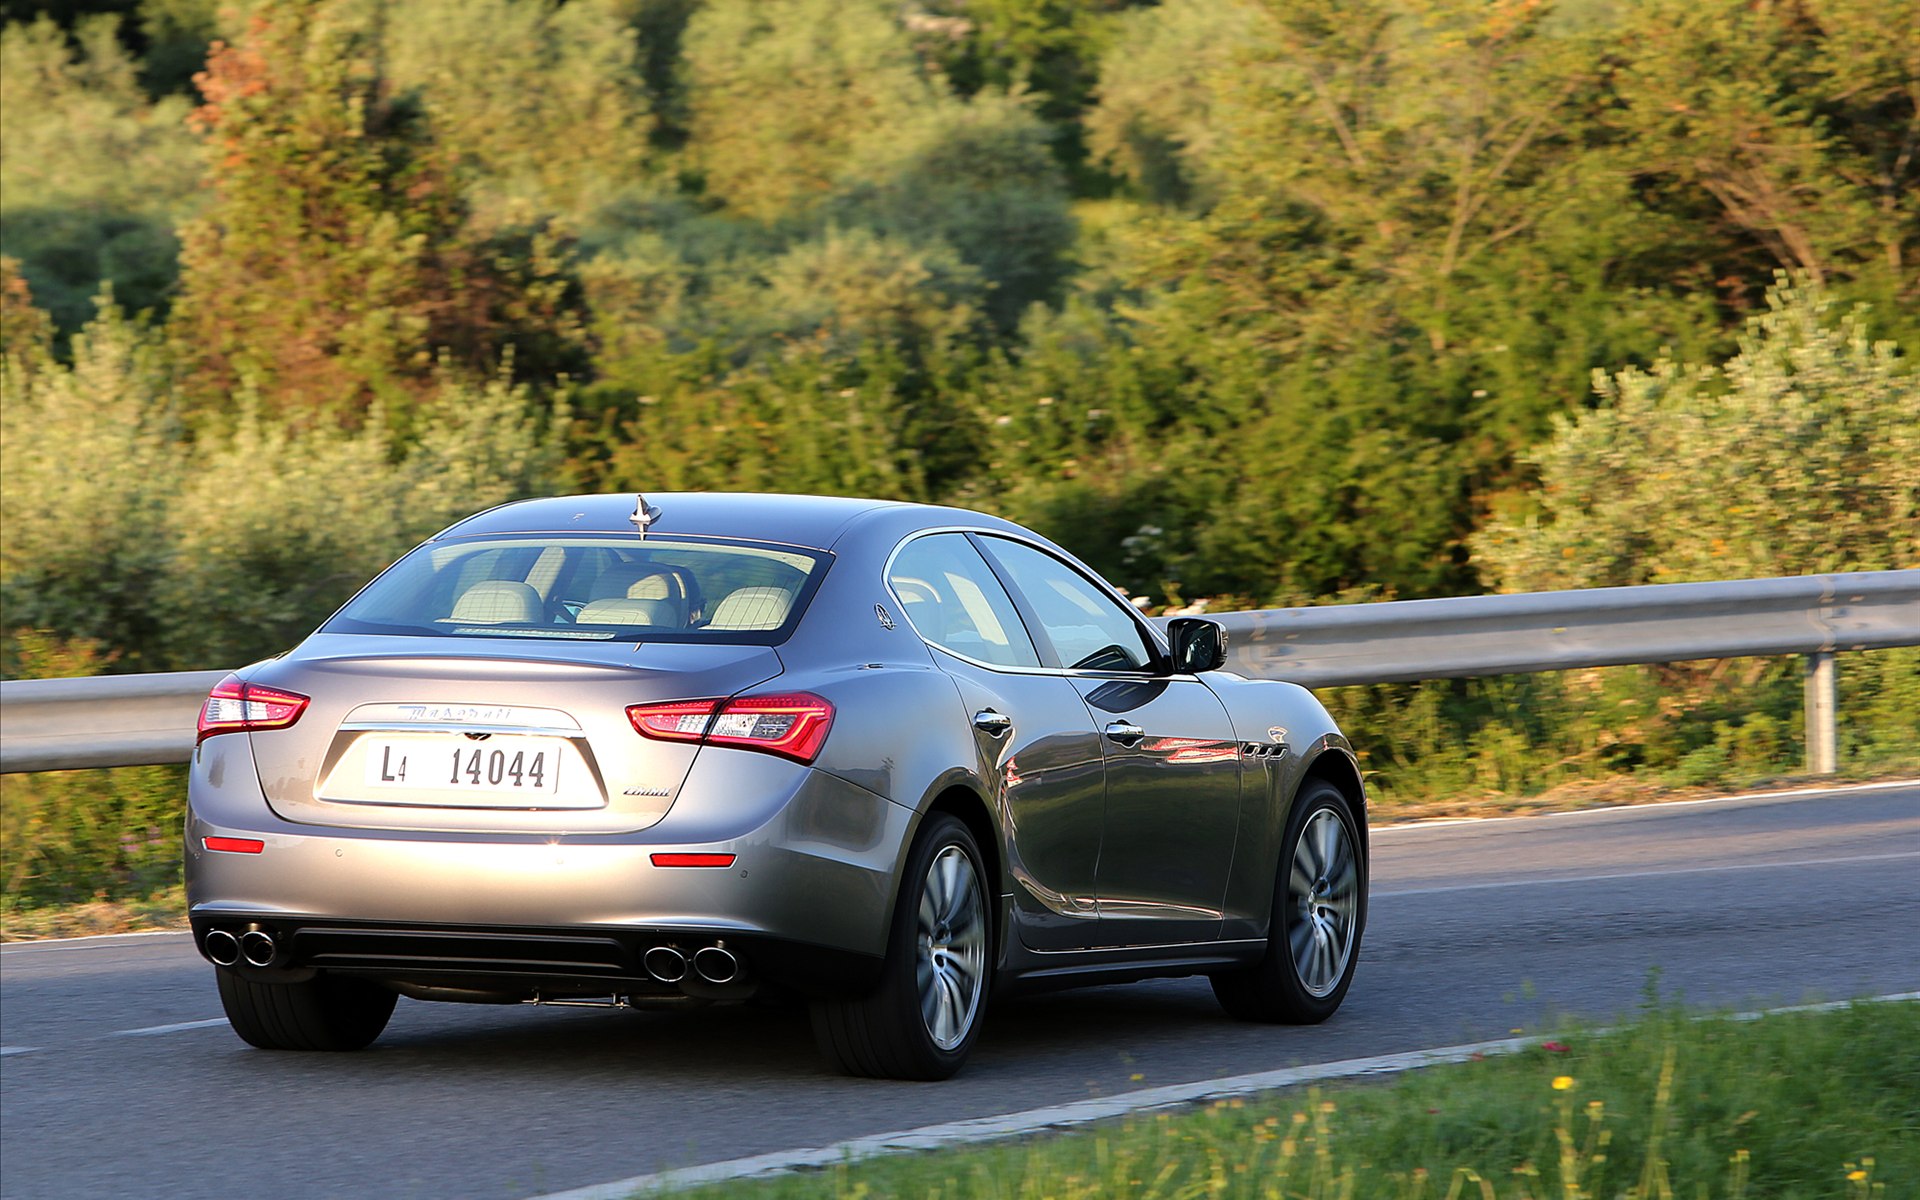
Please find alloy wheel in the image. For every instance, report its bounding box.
[915,844,986,1050]
[1286,807,1359,998]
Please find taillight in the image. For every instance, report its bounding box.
[197,674,309,743]
[627,692,835,764]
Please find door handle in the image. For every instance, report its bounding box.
[1103,720,1146,746]
[972,709,1013,736]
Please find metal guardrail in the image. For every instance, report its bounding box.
[0,668,228,773]
[2,571,1917,775]
[1205,570,1920,687]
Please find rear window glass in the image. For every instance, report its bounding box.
[321,536,830,644]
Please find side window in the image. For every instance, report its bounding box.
[980,538,1156,672]
[888,535,1041,668]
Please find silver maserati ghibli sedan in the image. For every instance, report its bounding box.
[187,493,1367,1079]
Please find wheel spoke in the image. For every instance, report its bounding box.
[944,857,975,927]
[1312,813,1339,876]
[928,854,955,922]
[1287,914,1316,965]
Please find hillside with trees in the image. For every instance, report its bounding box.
[2,0,1916,845]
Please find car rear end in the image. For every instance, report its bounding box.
[186,525,910,1005]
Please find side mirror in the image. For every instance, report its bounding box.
[1167,617,1227,674]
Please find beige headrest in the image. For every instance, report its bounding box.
[449,580,542,624]
[576,597,676,626]
[707,586,796,630]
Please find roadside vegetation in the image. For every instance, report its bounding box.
[2,0,1915,926]
[674,999,1919,1200]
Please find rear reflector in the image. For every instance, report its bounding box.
[650,853,736,868]
[203,837,265,854]
[628,692,835,764]
[197,674,309,743]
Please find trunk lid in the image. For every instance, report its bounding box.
[243,634,782,833]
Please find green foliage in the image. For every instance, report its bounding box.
[0,633,184,910]
[1475,279,1919,591]
[3,296,567,672]
[136,0,222,94]
[1,294,185,669]
[380,0,656,227]
[680,0,932,220]
[832,88,1076,328]
[1605,0,1920,329]
[167,0,585,418]
[0,15,199,332]
[1084,0,1258,205]
[910,0,1140,189]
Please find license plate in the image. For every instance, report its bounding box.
[362,736,563,798]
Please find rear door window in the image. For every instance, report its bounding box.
[888,534,1041,668]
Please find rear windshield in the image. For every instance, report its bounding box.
[321,535,830,644]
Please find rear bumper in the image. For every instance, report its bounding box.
[185,913,884,998]
[186,734,916,986]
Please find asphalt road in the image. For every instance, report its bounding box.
[4,783,1917,1200]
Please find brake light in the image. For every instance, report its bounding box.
[197,674,309,743]
[627,692,835,764]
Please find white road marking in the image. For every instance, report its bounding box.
[1,1046,38,1057]
[526,991,1920,1200]
[1375,849,1920,897]
[112,1018,229,1038]
[1374,777,1920,834]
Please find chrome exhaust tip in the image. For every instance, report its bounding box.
[239,929,277,968]
[644,946,688,983]
[205,929,241,967]
[692,945,738,985]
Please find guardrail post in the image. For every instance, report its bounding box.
[1803,652,1838,775]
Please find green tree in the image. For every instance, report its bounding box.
[167,0,581,421]
[832,88,1076,327]
[1084,0,1259,205]
[1474,278,1919,591]
[1605,0,1920,330]
[380,0,656,227]
[680,0,931,220]
[910,0,1143,189]
[0,15,200,332]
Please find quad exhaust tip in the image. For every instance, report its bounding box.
[692,945,738,985]
[239,929,277,968]
[204,928,241,967]
[643,946,688,983]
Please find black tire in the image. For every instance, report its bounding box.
[1212,780,1366,1023]
[216,969,397,1051]
[811,813,992,1080]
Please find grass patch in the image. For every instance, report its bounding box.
[0,882,185,941]
[681,1000,1918,1199]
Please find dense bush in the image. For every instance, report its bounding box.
[2,292,567,673]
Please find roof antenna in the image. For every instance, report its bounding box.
[629,494,661,535]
